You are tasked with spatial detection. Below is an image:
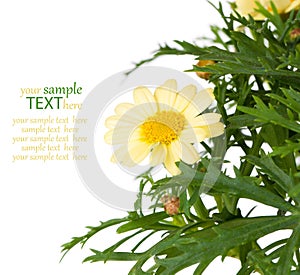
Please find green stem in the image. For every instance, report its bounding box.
[214,194,223,212]
[172,215,186,227]
[188,186,209,220]
[241,133,264,176]
[280,151,297,176]
[223,194,239,215]
[296,248,300,269]
[232,130,250,155]
[225,132,264,215]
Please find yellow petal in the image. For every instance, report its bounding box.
[104,128,131,145]
[155,87,177,111]
[180,127,198,143]
[286,0,300,12]
[129,126,148,144]
[113,103,143,128]
[180,84,197,100]
[164,161,181,175]
[104,130,113,144]
[173,85,197,112]
[111,146,136,167]
[111,154,117,163]
[164,142,181,175]
[202,122,225,138]
[180,126,207,143]
[127,140,152,164]
[161,79,177,91]
[180,141,199,164]
[150,144,167,166]
[190,113,222,127]
[105,115,120,129]
[133,86,157,116]
[133,86,155,104]
[235,0,259,16]
[170,139,182,159]
[236,0,291,18]
[260,0,290,13]
[115,105,149,126]
[115,103,134,116]
[183,88,214,119]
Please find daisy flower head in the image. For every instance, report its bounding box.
[235,0,300,19]
[104,80,224,176]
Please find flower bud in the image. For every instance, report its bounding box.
[195,60,215,80]
[234,0,299,19]
[290,28,300,40]
[161,194,180,216]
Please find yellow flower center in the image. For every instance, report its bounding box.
[140,111,185,145]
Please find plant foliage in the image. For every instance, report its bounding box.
[62,2,300,274]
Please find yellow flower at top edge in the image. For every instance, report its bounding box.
[235,0,300,19]
[104,80,224,176]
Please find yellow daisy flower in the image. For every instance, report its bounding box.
[235,0,300,19]
[104,80,224,175]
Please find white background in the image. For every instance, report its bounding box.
[0,1,283,274]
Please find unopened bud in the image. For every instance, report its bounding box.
[199,167,207,173]
[195,60,215,80]
[161,194,180,216]
[290,28,300,40]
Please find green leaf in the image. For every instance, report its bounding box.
[246,249,277,275]
[185,162,297,213]
[193,64,300,87]
[268,88,300,114]
[254,1,284,34]
[275,224,300,275]
[173,40,204,55]
[241,238,291,274]
[213,174,294,212]
[227,114,262,129]
[60,217,129,260]
[85,250,143,263]
[64,3,300,274]
[101,230,143,262]
[289,184,300,199]
[231,31,276,63]
[270,140,300,158]
[238,96,300,133]
[129,215,299,274]
[154,162,297,213]
[117,212,169,233]
[245,153,293,193]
